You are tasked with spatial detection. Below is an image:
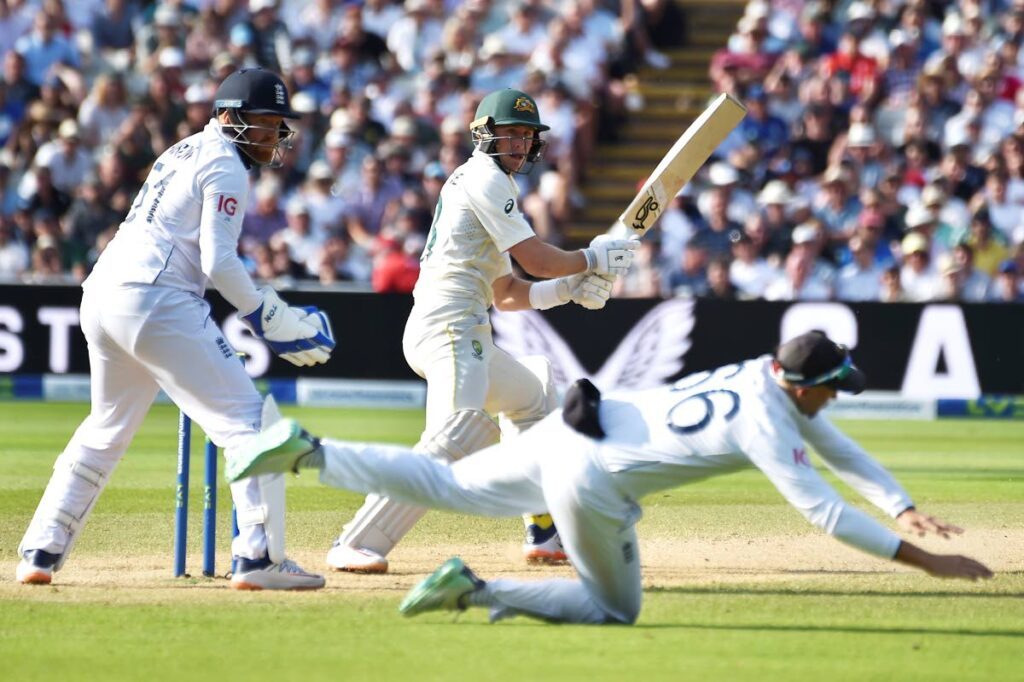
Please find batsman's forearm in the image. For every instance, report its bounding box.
[509,237,589,278]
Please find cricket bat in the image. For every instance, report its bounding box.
[616,93,747,238]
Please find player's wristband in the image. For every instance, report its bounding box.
[581,248,596,271]
[529,278,570,310]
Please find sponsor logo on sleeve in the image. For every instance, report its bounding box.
[792,447,809,466]
[504,199,514,215]
[217,195,238,216]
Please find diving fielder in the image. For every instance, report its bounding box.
[326,88,637,573]
[231,330,992,622]
[17,69,334,590]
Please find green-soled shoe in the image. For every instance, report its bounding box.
[399,557,485,617]
[226,418,320,482]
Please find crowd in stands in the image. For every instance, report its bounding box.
[2,0,1022,304]
[0,0,676,291]
[615,0,1024,303]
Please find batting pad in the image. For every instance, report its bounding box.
[336,409,499,556]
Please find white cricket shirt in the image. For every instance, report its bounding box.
[595,357,914,558]
[84,119,263,315]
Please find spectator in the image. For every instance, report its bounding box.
[835,235,884,301]
[136,5,186,75]
[965,208,1010,277]
[18,162,71,218]
[692,186,741,258]
[947,241,991,302]
[240,179,286,258]
[470,35,526,94]
[245,0,292,74]
[386,0,443,75]
[697,162,755,225]
[15,11,79,87]
[879,263,906,302]
[910,199,966,259]
[666,242,708,298]
[496,1,548,62]
[92,0,137,54]
[813,166,860,243]
[764,248,831,301]
[76,72,129,148]
[291,0,344,53]
[899,231,939,302]
[62,175,119,270]
[347,154,403,245]
[184,6,229,71]
[0,217,30,278]
[371,234,420,293]
[316,230,365,284]
[989,259,1024,302]
[705,255,737,300]
[301,160,347,237]
[728,228,776,299]
[789,221,835,284]
[272,198,323,278]
[25,119,91,195]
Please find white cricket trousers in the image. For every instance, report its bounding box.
[20,284,274,562]
[319,414,644,624]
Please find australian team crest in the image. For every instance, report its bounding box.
[513,97,536,113]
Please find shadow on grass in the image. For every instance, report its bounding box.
[649,585,1023,599]
[630,622,1024,638]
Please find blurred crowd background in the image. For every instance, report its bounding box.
[0,0,1022,303]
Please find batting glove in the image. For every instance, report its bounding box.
[566,272,615,310]
[582,235,638,277]
[240,288,336,367]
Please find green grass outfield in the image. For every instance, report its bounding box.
[1,402,1021,682]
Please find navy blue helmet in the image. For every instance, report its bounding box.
[213,68,298,167]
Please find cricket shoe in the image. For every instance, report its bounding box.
[326,543,389,574]
[16,549,60,585]
[523,523,568,565]
[230,556,326,591]
[226,418,320,482]
[399,557,485,617]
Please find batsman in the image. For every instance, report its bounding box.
[326,88,638,573]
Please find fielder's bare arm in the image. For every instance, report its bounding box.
[229,330,992,622]
[17,69,335,590]
[325,88,638,574]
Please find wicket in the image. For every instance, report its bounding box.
[174,411,238,577]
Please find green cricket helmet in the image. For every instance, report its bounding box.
[470,89,548,173]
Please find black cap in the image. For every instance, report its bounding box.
[213,68,299,119]
[775,330,867,394]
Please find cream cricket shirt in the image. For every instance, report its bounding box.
[413,150,535,314]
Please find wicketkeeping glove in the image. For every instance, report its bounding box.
[582,234,638,277]
[240,288,336,367]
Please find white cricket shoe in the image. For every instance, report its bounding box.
[326,543,389,574]
[230,556,325,591]
[17,549,59,585]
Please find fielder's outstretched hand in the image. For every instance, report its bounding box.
[896,508,963,539]
[894,541,994,581]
